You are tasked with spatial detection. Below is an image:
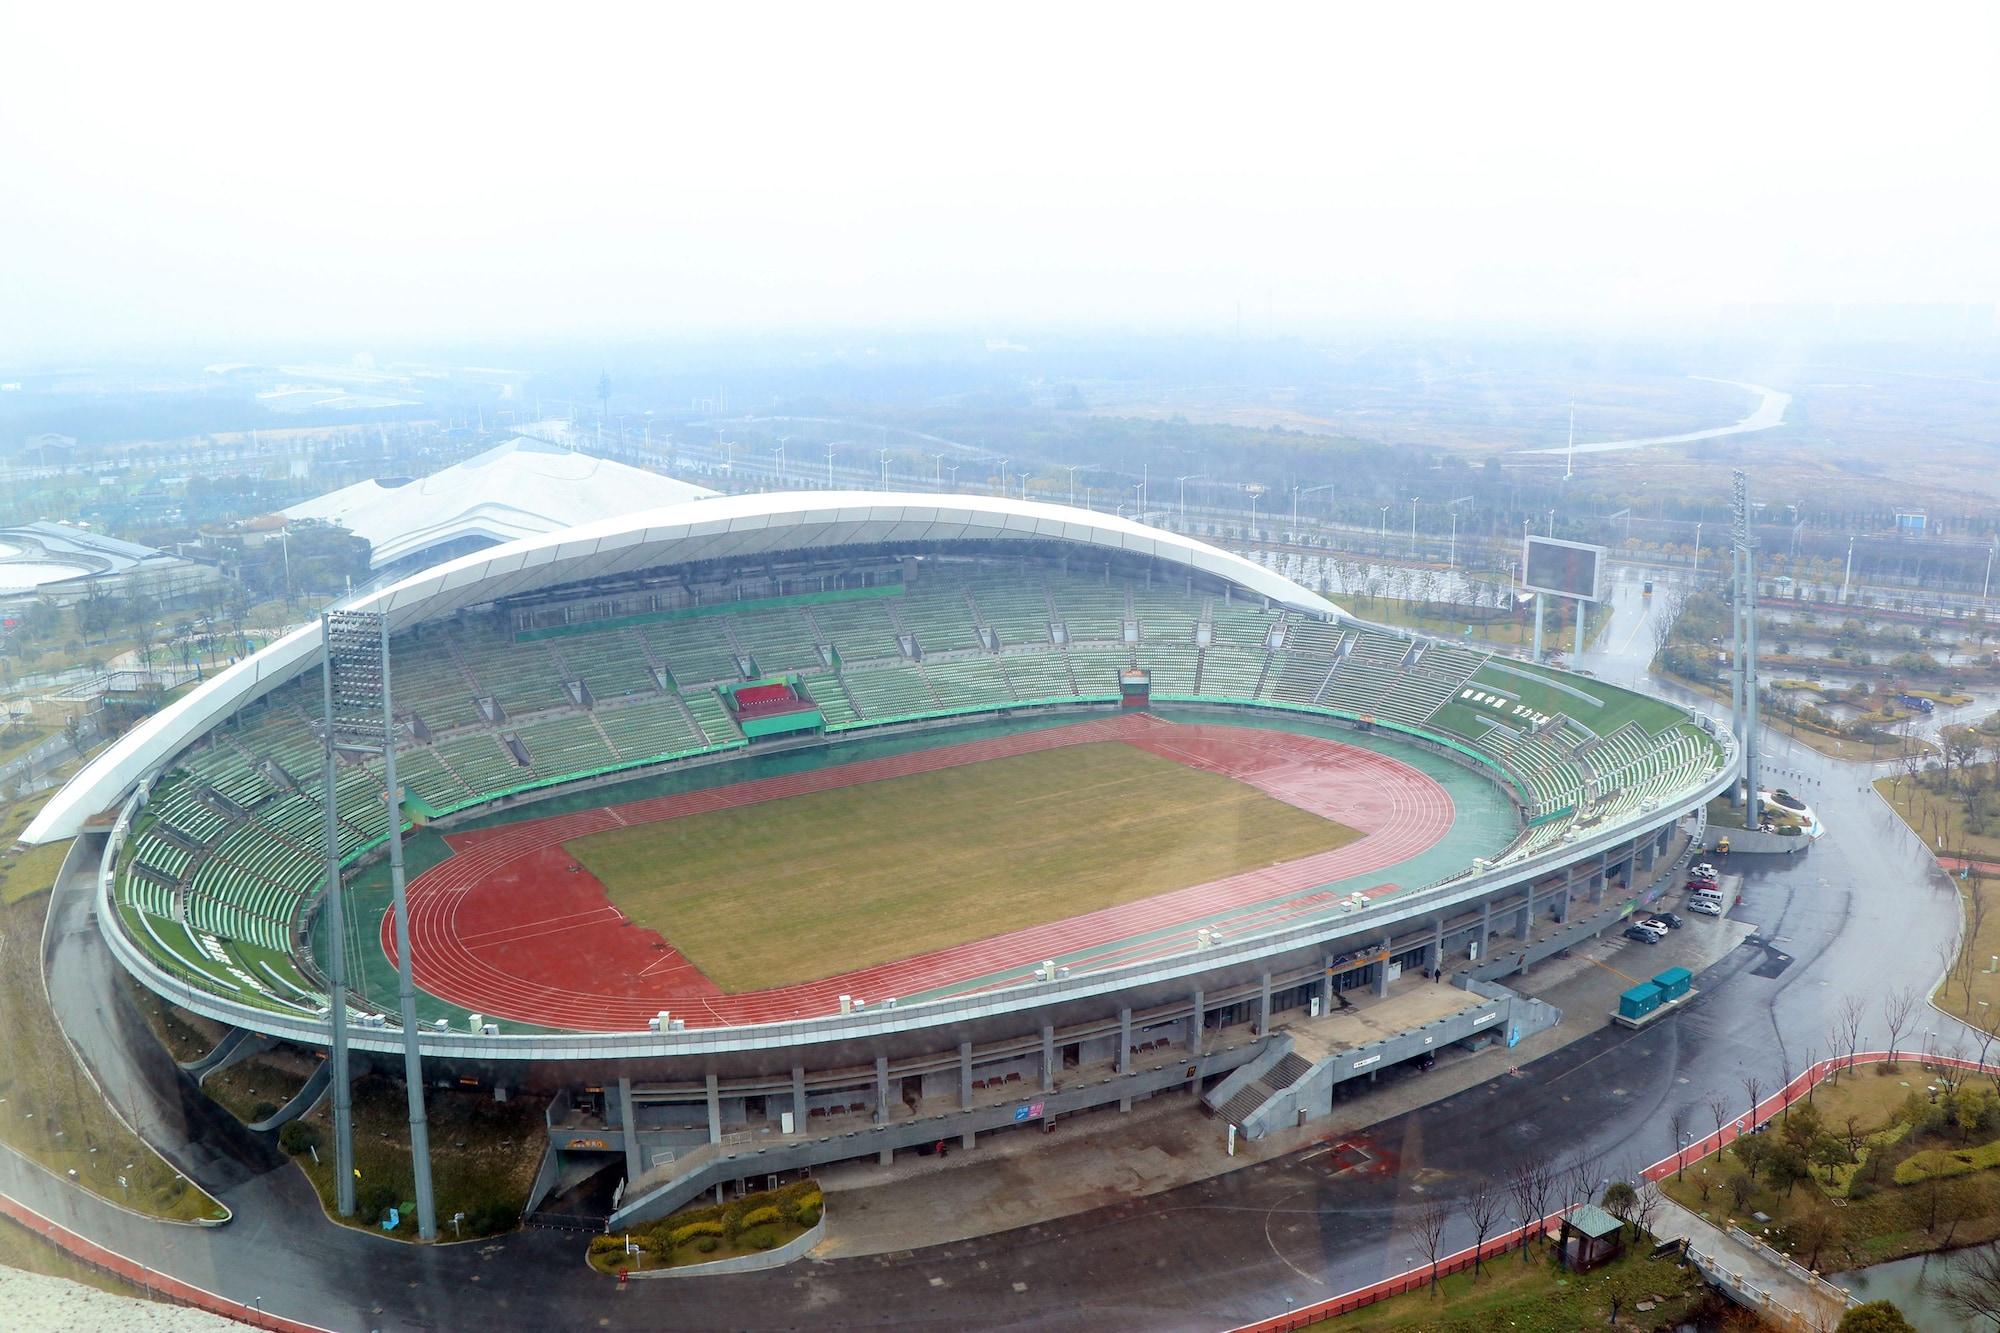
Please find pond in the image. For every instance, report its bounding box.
[1831,1243,1997,1330]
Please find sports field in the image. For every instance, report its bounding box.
[565,741,1359,992]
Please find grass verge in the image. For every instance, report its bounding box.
[1313,1245,1707,1331]
[286,1073,546,1241]
[0,892,226,1223]
[567,740,1357,992]
[0,1213,148,1299]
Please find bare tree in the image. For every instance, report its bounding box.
[1883,986,1918,1068]
[1506,1153,1555,1261]
[1706,1092,1731,1160]
[1631,1182,1665,1243]
[1836,994,1866,1078]
[1929,1232,2000,1325]
[1464,1178,1505,1279]
[1408,1198,1452,1295]
[1741,1074,1765,1133]
[1668,1104,1692,1181]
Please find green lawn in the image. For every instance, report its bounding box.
[566,740,1358,992]
[1315,1246,1706,1332]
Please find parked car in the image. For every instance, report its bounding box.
[1624,924,1664,944]
[1691,863,1718,879]
[1687,898,1723,916]
[1648,913,1684,930]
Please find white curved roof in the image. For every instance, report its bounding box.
[283,437,717,569]
[23,491,1340,843]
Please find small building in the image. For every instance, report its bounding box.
[1558,1203,1626,1272]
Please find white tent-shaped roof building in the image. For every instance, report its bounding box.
[283,437,716,571]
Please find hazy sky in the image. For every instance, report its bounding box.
[2,3,1996,359]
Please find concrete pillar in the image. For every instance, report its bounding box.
[1516,884,1534,941]
[958,1040,974,1109]
[1041,1023,1056,1092]
[1189,990,1204,1057]
[1424,917,1443,976]
[1558,875,1572,923]
[874,1056,890,1126]
[705,1074,721,1145]
[790,1066,807,1132]
[1257,973,1272,1035]
[1319,955,1334,1015]
[1118,1006,1135,1111]
[1479,900,1493,960]
[618,1076,642,1184]
[961,1128,977,1151]
[1373,936,1391,998]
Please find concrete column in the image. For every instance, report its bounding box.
[958,1040,974,1109]
[874,1056,890,1126]
[1189,990,1204,1057]
[1041,1023,1056,1092]
[1119,1006,1135,1111]
[618,1076,642,1184]
[790,1066,807,1132]
[1373,937,1391,998]
[1590,869,1607,906]
[1424,917,1443,976]
[1257,972,1272,1035]
[1516,884,1534,941]
[1479,900,1493,960]
[705,1074,722,1145]
[1319,955,1334,1015]
[1558,875,1573,923]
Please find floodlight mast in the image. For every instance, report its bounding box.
[322,610,437,1240]
[317,614,355,1218]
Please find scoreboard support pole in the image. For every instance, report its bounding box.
[1531,593,1545,664]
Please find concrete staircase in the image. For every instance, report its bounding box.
[1215,1051,1313,1127]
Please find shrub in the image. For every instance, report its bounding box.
[670,1220,725,1248]
[1848,1176,1877,1202]
[794,1199,822,1228]
[739,1205,782,1231]
[588,1235,626,1256]
[277,1120,318,1156]
[250,1100,280,1124]
[740,1225,780,1250]
[695,1236,719,1254]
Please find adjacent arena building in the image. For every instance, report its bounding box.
[25,493,1736,1224]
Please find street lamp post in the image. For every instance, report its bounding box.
[1379,505,1390,545]
[1410,496,1420,552]
[998,458,1010,496]
[1063,464,1082,507]
[933,452,946,485]
[1178,472,1206,519]
[826,442,836,487]
[879,447,891,483]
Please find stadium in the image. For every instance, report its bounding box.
[25,492,1736,1225]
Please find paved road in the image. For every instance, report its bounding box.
[1521,377,1792,457]
[20,583,1978,1330]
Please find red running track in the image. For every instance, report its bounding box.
[384,714,1457,1031]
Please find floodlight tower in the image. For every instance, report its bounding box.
[1730,471,1762,828]
[321,610,437,1239]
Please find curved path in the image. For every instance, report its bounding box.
[26,622,1990,1330]
[1521,376,1791,456]
[382,714,1457,1030]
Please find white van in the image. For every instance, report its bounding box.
[1689,886,1725,911]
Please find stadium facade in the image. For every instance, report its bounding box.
[28,493,1736,1222]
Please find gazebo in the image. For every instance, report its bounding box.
[1557,1204,1625,1272]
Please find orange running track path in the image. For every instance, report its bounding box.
[384,713,1457,1030]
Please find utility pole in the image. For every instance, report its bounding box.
[1563,402,1575,481]
[1840,536,1854,605]
[318,616,355,1219]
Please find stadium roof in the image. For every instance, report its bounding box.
[282,436,716,570]
[23,492,1342,843]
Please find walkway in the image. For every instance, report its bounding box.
[1649,1191,1851,1331]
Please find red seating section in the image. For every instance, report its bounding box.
[733,681,813,720]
